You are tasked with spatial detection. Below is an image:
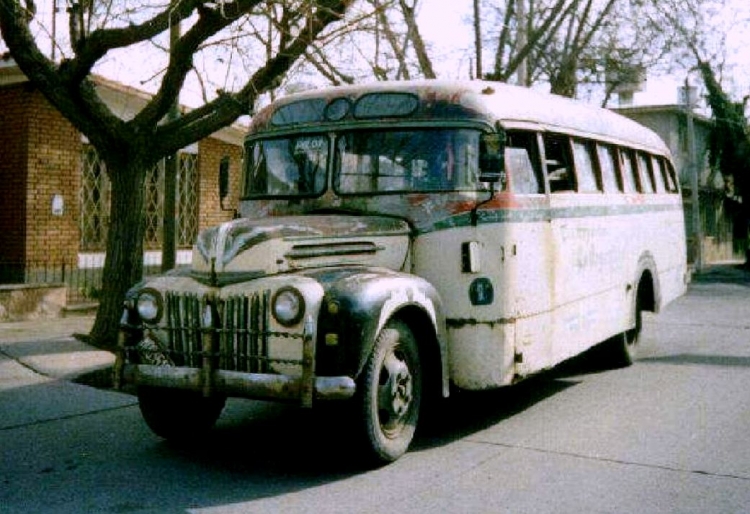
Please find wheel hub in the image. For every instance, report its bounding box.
[379,351,413,427]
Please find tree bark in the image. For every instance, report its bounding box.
[399,0,435,79]
[89,158,149,349]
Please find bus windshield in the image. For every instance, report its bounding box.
[335,129,480,194]
[246,135,329,197]
[244,128,482,198]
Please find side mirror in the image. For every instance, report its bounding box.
[219,156,230,206]
[478,132,506,185]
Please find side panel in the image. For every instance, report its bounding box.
[413,210,555,389]
[548,193,632,366]
[447,323,516,389]
[413,194,686,389]
[547,193,686,366]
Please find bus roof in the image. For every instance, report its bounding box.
[251,80,670,156]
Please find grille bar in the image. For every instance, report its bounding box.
[218,292,271,373]
[149,291,303,372]
[165,292,203,367]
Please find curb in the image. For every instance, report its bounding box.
[0,335,115,382]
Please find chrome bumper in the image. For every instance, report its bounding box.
[120,364,356,402]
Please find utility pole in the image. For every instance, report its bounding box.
[682,78,703,273]
[162,9,180,272]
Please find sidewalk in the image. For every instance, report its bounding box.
[0,314,136,431]
[0,314,114,384]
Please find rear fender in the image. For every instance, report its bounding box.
[634,252,660,315]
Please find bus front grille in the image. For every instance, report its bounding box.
[129,291,304,373]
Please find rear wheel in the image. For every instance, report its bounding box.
[137,387,226,442]
[607,295,643,368]
[357,320,422,464]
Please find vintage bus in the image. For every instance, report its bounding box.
[115,80,688,464]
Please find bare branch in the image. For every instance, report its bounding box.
[153,0,355,154]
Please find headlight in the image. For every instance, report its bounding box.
[272,287,305,326]
[136,288,163,323]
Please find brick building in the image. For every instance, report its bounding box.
[0,60,245,296]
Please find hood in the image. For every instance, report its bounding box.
[192,215,412,281]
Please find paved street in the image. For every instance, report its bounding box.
[1,266,749,514]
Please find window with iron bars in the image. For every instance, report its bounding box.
[80,145,199,251]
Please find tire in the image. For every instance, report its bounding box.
[356,320,422,464]
[137,387,226,442]
[607,296,643,368]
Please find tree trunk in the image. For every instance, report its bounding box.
[88,159,148,350]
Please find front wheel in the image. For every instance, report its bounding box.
[137,387,226,442]
[357,320,422,464]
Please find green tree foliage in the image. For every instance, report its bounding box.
[699,61,750,264]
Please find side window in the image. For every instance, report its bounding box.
[572,139,600,193]
[636,151,655,193]
[650,155,667,193]
[544,134,575,193]
[597,144,621,193]
[663,159,679,192]
[505,130,543,194]
[619,148,638,193]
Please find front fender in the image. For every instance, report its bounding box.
[307,267,447,386]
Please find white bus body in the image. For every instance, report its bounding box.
[116,80,688,463]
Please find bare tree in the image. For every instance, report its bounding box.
[296,0,435,83]
[543,0,618,97]
[485,0,578,85]
[478,0,677,102]
[397,0,434,78]
[0,0,355,347]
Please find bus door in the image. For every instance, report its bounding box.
[501,129,555,377]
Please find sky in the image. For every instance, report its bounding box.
[10,0,750,111]
[415,0,750,108]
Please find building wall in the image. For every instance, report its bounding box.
[0,84,29,270]
[0,81,244,273]
[24,89,81,265]
[198,137,243,231]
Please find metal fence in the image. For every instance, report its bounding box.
[0,261,164,305]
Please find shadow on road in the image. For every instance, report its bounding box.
[412,376,578,452]
[413,341,621,452]
[691,263,750,287]
[639,353,750,368]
